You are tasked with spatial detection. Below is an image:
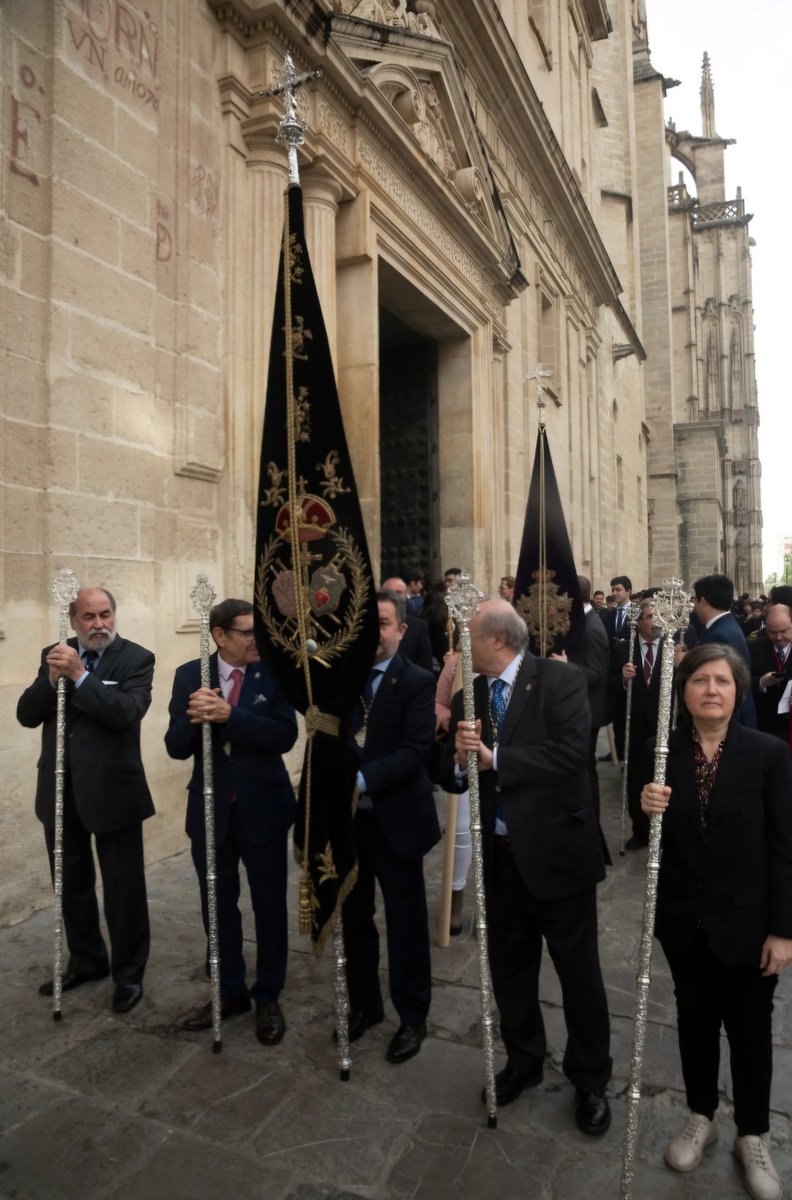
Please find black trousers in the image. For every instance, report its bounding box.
[190,804,288,1006]
[342,809,432,1027]
[44,782,149,985]
[661,929,777,1134]
[487,838,612,1091]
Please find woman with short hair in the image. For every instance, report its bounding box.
[642,643,792,1200]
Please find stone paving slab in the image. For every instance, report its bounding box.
[1,759,791,1199]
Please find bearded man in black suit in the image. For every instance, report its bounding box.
[17,587,155,1013]
[448,599,612,1135]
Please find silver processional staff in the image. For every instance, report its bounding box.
[447,571,498,1128]
[190,573,223,1054]
[620,578,689,1197]
[50,567,80,1020]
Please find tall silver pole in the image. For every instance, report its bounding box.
[618,603,641,856]
[190,574,222,1054]
[620,578,688,1198]
[447,572,498,1129]
[50,568,80,1021]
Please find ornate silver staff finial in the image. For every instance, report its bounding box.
[52,568,80,610]
[445,570,484,625]
[527,363,553,428]
[652,577,689,637]
[190,572,216,618]
[260,52,322,186]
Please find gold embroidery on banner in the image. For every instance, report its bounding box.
[516,568,572,652]
[316,842,338,885]
[316,450,351,499]
[260,461,287,508]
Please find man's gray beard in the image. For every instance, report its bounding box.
[84,629,117,650]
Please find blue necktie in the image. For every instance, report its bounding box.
[490,679,508,829]
[490,678,508,741]
[83,651,97,672]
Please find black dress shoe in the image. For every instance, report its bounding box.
[181,994,251,1031]
[575,1088,611,1135]
[338,1007,385,1043]
[256,1001,286,1045]
[386,1022,426,1064]
[112,983,143,1013]
[624,835,648,851]
[483,1061,544,1107]
[39,968,110,996]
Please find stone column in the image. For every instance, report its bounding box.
[226,134,288,591]
[302,168,342,369]
[336,190,380,571]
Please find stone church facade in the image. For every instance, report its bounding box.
[0,0,762,921]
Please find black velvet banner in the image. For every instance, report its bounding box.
[254,185,379,950]
[512,426,584,659]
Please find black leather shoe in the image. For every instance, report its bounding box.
[337,1007,385,1044]
[112,983,143,1013]
[576,1088,611,1136]
[624,836,648,851]
[483,1061,544,1107]
[39,968,110,996]
[386,1022,426,1064]
[256,1001,286,1045]
[181,994,251,1031]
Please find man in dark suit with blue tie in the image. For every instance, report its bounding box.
[165,599,298,1045]
[17,587,155,1013]
[449,600,612,1134]
[342,589,440,1064]
[693,574,756,728]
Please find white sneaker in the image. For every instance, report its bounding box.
[665,1112,718,1172]
[734,1134,782,1200]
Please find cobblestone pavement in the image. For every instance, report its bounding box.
[2,754,790,1199]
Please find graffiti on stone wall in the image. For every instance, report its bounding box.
[155,198,173,262]
[191,164,220,239]
[64,0,161,112]
[10,64,45,186]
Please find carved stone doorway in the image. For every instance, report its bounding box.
[378,308,439,584]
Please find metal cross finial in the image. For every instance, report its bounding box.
[527,363,553,428]
[260,52,322,186]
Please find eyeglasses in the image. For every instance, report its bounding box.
[228,627,256,639]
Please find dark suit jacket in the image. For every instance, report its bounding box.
[399,613,434,674]
[444,655,603,901]
[749,634,792,737]
[654,723,792,963]
[614,638,661,740]
[164,654,297,846]
[17,636,155,834]
[601,605,632,646]
[698,611,756,728]
[575,608,610,729]
[353,653,440,862]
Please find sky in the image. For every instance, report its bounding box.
[646,0,791,582]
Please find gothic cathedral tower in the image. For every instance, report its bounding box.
[663,54,763,593]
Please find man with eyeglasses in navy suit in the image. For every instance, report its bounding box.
[165,598,297,1046]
